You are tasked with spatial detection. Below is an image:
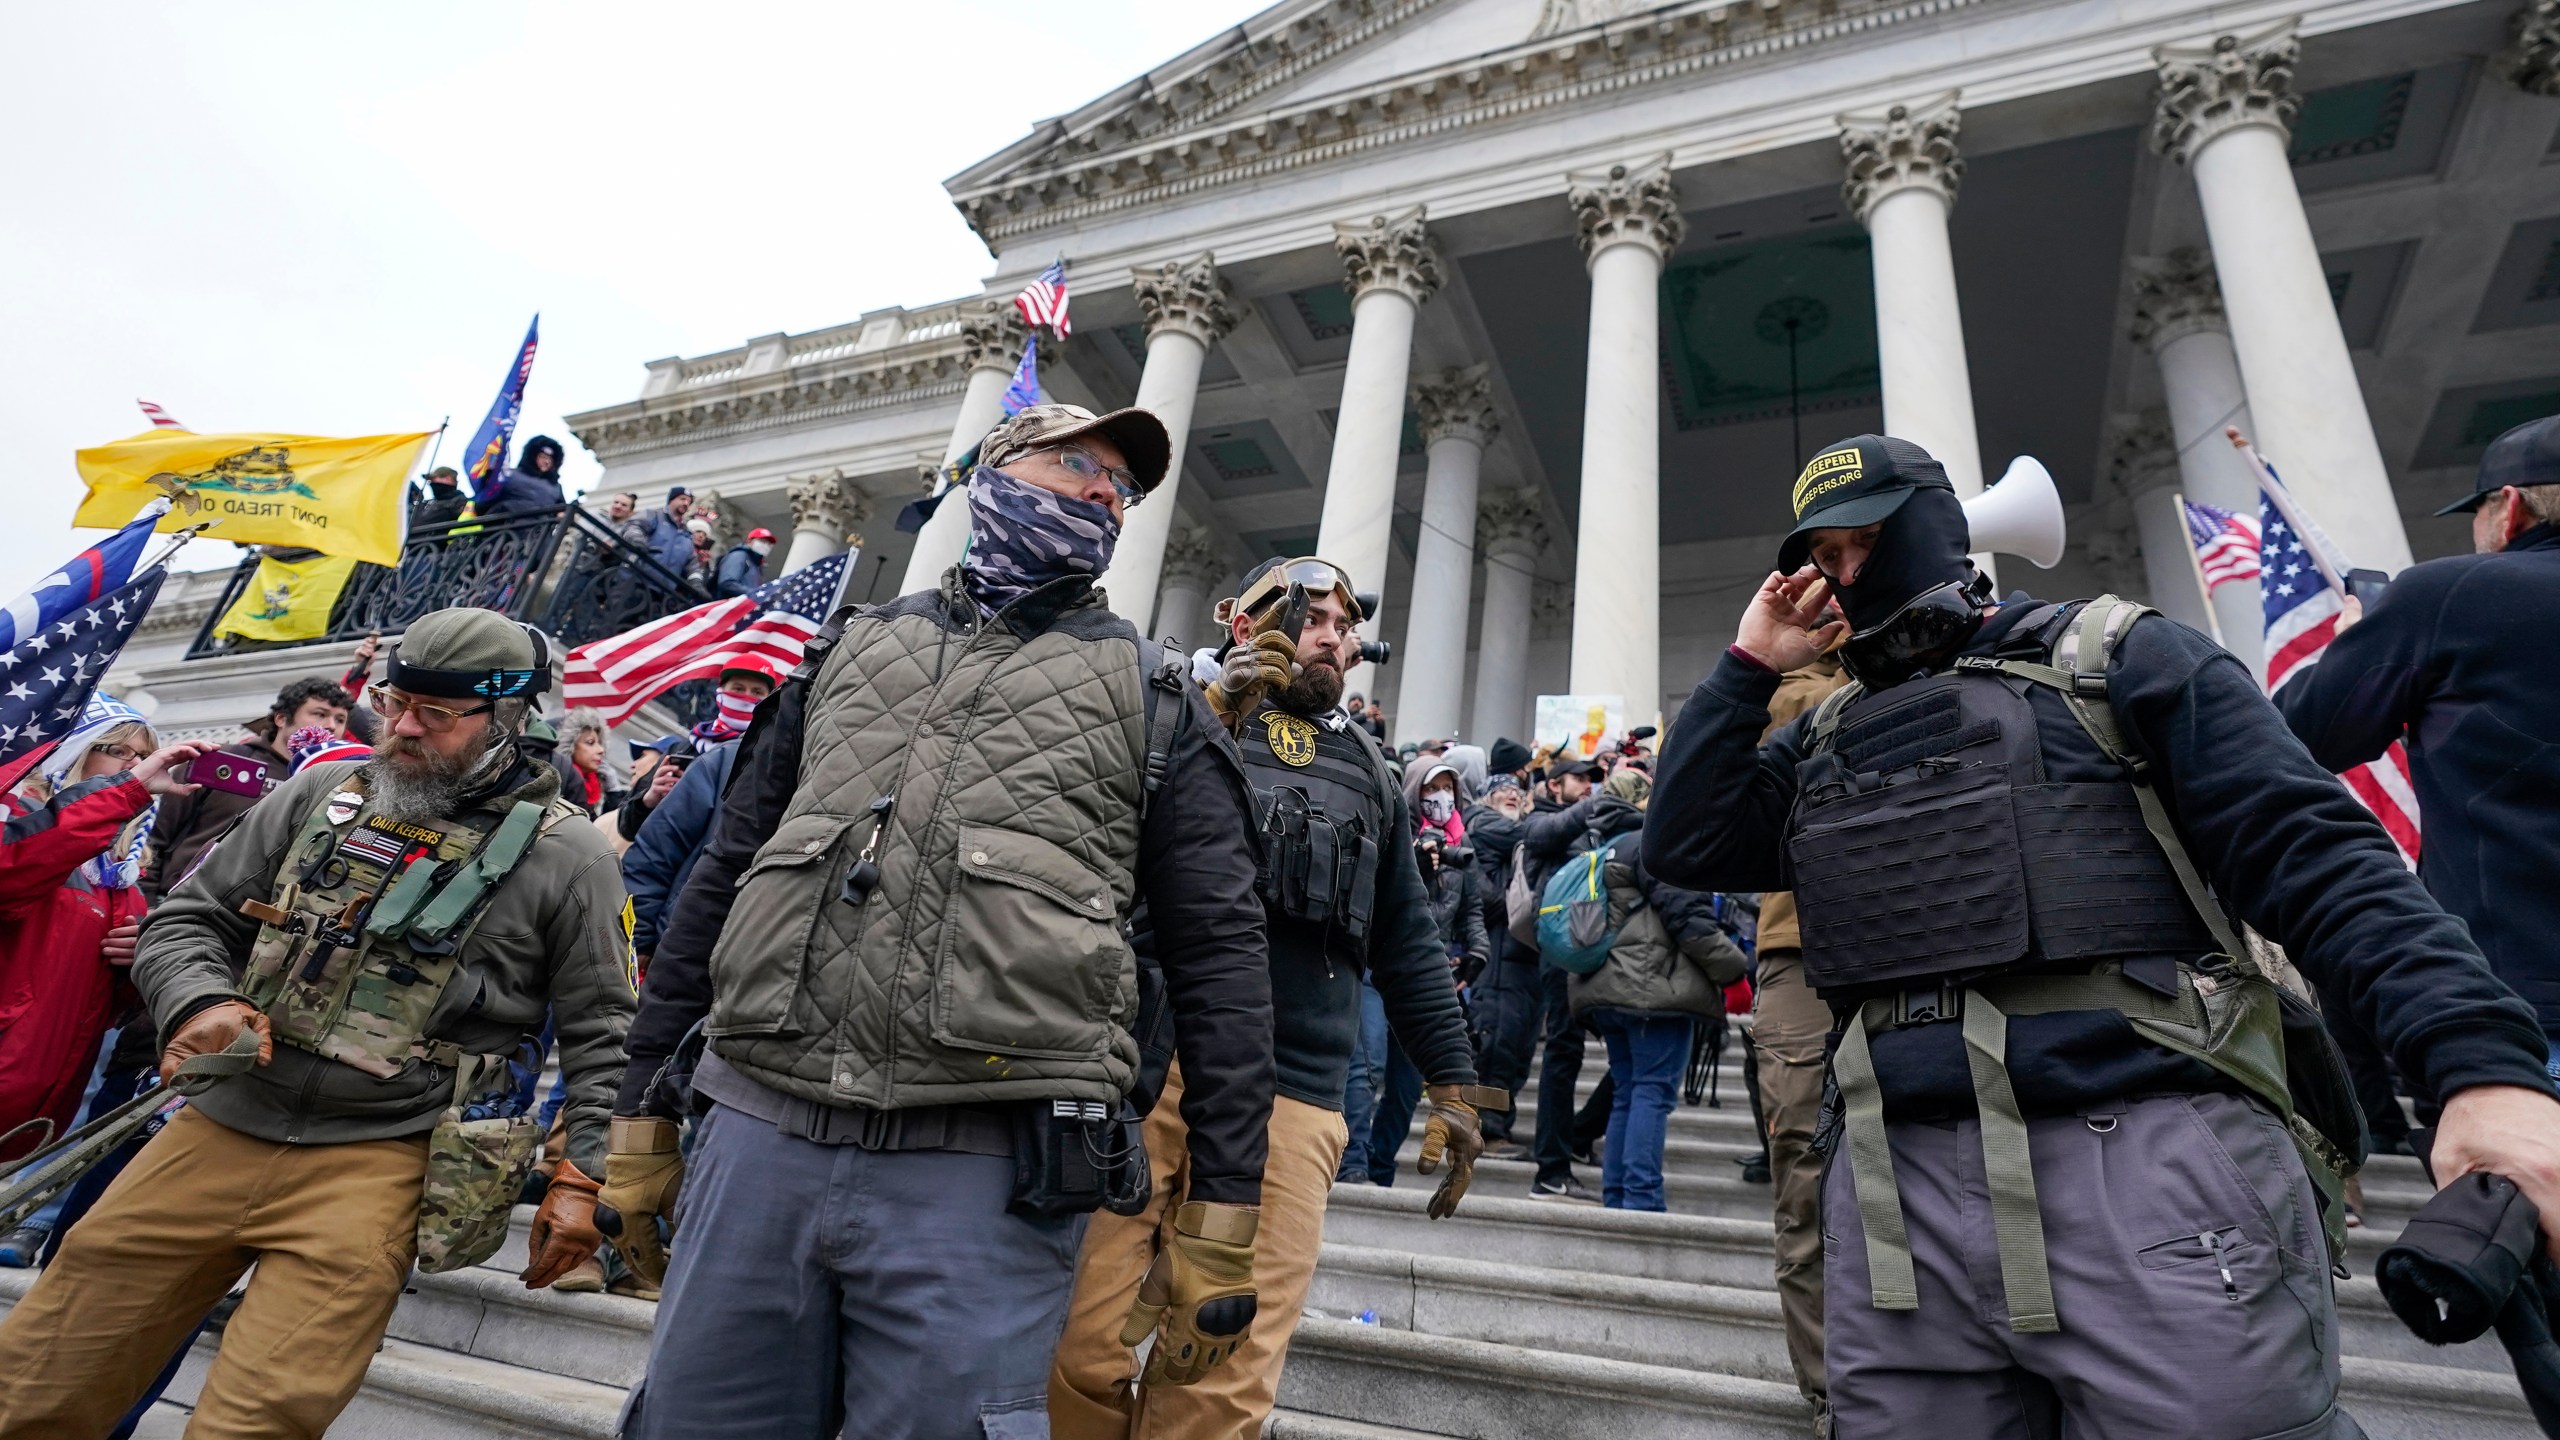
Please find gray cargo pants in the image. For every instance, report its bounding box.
[620,1101,1082,1440]
[1822,1092,2366,1440]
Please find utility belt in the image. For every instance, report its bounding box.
[1254,786,1378,945]
[1827,952,2362,1336]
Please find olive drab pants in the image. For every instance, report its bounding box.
[1752,949,1832,1409]
[1049,1064,1348,1440]
[0,1105,428,1440]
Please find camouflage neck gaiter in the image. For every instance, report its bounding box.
[959,465,1119,615]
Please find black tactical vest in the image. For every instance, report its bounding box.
[1785,605,2216,999]
[1236,702,1393,949]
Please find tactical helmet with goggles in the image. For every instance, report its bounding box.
[1216,557,1377,629]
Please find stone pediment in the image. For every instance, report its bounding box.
[945,0,1968,249]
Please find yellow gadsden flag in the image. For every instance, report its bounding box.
[75,429,432,566]
[211,551,361,643]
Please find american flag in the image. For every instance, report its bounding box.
[564,551,851,726]
[1002,334,1041,417]
[135,400,187,430]
[2183,498,2261,591]
[2251,451,2421,865]
[0,569,164,762]
[1013,259,1071,335]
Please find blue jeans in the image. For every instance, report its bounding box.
[1589,1008,1690,1212]
[1338,984,1389,1180]
[1365,1036,1423,1186]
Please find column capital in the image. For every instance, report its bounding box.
[1159,524,1227,595]
[1476,486,1550,560]
[1132,253,1238,350]
[2497,0,2560,95]
[2128,247,2229,351]
[2151,22,2301,164]
[787,468,871,538]
[957,299,1032,375]
[1412,364,1499,449]
[1333,206,1443,307]
[1566,155,1686,268]
[1839,94,1964,223]
[2106,411,2181,497]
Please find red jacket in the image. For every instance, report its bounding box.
[0,776,152,1163]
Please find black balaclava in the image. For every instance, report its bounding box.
[1829,485,1974,631]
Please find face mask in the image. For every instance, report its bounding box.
[962,466,1119,613]
[1421,793,1455,824]
[715,688,759,731]
[748,540,772,559]
[1822,486,1987,686]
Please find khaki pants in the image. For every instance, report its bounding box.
[1049,1066,1347,1440]
[0,1105,427,1440]
[1754,949,1831,1407]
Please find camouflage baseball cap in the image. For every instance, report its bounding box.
[978,404,1174,494]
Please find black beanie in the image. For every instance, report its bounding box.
[1488,738,1532,776]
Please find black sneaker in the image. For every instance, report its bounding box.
[1739,1155,1772,1185]
[1529,1176,1601,1205]
[1482,1141,1531,1163]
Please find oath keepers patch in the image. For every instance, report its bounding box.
[367,815,445,847]
[1792,447,1864,516]
[338,826,413,871]
[1260,712,1319,767]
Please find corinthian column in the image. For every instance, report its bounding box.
[1394,365,1498,746]
[2129,248,2266,673]
[1565,157,1683,721]
[2496,0,2560,94]
[1842,95,1986,517]
[1471,488,1549,744]
[1153,525,1226,652]
[2155,24,2411,572]
[2104,415,2216,633]
[782,469,871,575]
[899,300,1029,595]
[1316,207,1441,635]
[1100,254,1237,628]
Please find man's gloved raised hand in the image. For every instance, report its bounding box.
[595,1116,683,1295]
[1206,630,1297,729]
[1417,1085,1508,1219]
[1119,1201,1260,1385]
[521,1158,603,1289]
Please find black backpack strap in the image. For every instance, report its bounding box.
[1137,638,1192,821]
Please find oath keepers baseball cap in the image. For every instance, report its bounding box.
[2434,413,2560,515]
[978,403,1174,495]
[1777,435,1956,572]
[386,608,552,700]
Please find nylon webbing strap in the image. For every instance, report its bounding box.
[409,801,544,944]
[1832,1006,1918,1311]
[1806,680,1866,758]
[1962,991,2060,1333]
[0,1030,263,1231]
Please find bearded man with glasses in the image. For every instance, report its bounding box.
[0,607,636,1438]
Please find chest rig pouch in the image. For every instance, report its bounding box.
[1240,708,1392,950]
[239,777,562,1274]
[1791,598,2365,1337]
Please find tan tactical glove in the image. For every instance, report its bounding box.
[1206,630,1298,729]
[594,1116,683,1296]
[522,1158,603,1289]
[158,1001,271,1086]
[1119,1201,1260,1386]
[1417,1084,1508,1219]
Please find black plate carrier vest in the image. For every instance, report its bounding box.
[1785,604,2217,998]
[1236,703,1392,952]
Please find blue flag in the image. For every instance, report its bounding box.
[0,568,164,760]
[3,497,167,653]
[1001,333,1040,416]
[462,315,541,493]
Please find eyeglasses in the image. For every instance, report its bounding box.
[367,685,493,732]
[87,743,144,764]
[1044,445,1145,509]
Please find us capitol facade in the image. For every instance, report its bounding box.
[121,0,2560,748]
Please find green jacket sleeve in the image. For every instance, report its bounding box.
[540,835,639,1173]
[133,764,345,1035]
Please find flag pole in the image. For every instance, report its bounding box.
[2173,491,2228,646]
[138,523,212,577]
[419,416,451,476]
[2226,427,2347,592]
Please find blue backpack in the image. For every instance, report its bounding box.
[1537,838,1627,975]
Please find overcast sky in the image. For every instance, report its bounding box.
[0,1,1268,597]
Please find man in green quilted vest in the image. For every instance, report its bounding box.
[606,403,1276,1440]
[0,608,636,1437]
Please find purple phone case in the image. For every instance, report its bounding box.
[189,753,271,798]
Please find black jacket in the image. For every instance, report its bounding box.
[409,486,469,529]
[2276,524,2560,1038]
[1460,800,1523,962]
[620,583,1275,1203]
[1645,598,2552,1121]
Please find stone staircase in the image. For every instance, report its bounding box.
[0,1042,2537,1438]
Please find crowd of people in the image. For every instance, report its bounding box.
[0,402,2554,1440]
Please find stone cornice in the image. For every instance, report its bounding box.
[1413,364,1498,447]
[2497,0,2560,95]
[1335,206,1443,306]
[2128,247,2229,351]
[1568,156,1685,267]
[2151,21,2301,164]
[1840,93,1963,222]
[950,0,1980,248]
[1133,253,1239,349]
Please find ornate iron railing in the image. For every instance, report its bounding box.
[184,506,713,666]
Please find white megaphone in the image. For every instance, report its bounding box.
[1963,456,2067,569]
